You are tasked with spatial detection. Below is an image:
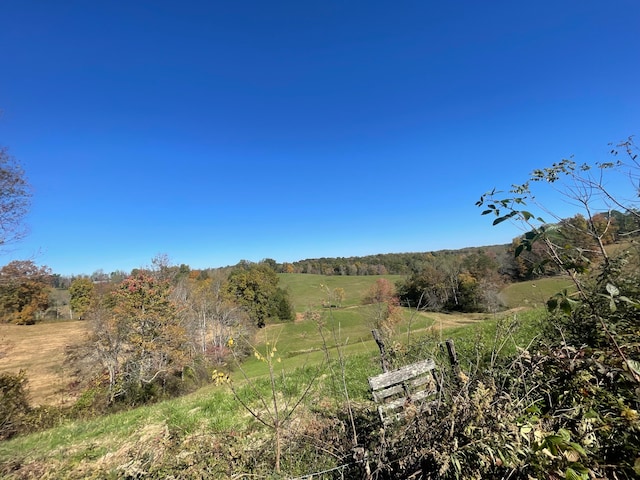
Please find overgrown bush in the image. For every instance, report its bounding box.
[0,371,30,440]
[367,334,640,479]
[0,371,73,441]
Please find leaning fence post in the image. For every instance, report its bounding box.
[371,329,390,373]
[445,338,459,373]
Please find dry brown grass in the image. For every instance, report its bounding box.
[0,320,88,406]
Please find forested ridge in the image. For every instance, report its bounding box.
[276,244,511,276]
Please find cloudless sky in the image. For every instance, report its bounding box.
[1,0,638,275]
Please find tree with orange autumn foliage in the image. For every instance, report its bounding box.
[113,274,187,396]
[86,273,189,403]
[0,260,51,324]
[363,278,403,342]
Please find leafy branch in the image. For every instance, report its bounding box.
[477,137,640,382]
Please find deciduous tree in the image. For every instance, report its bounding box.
[112,274,187,392]
[363,278,402,343]
[396,260,450,310]
[178,272,251,364]
[363,278,396,305]
[69,277,94,319]
[0,260,51,324]
[82,273,190,403]
[0,147,30,248]
[225,263,294,327]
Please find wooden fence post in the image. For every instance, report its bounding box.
[445,339,459,373]
[372,329,390,373]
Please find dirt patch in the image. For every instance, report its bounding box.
[411,311,486,329]
[415,308,529,329]
[0,321,89,406]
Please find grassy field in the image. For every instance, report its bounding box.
[499,276,574,309]
[237,273,496,379]
[0,274,568,404]
[0,307,548,478]
[0,270,558,478]
[278,273,405,311]
[234,305,483,380]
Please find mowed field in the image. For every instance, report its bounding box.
[0,321,88,406]
[278,273,405,311]
[499,276,575,309]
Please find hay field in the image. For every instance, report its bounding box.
[0,321,88,406]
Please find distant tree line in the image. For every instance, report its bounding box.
[270,210,638,280]
[270,247,513,276]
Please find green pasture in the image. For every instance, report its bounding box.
[234,309,499,381]
[234,305,391,379]
[499,276,574,309]
[278,273,405,311]
[237,273,560,380]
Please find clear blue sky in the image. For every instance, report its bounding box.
[1,1,638,276]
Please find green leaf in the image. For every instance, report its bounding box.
[493,211,517,225]
[520,425,533,437]
[451,456,461,472]
[545,434,563,447]
[481,209,493,216]
[568,442,587,457]
[557,429,571,441]
[619,295,640,306]
[526,403,541,415]
[627,359,640,377]
[560,298,573,315]
[606,283,619,296]
[565,466,589,480]
[521,210,533,221]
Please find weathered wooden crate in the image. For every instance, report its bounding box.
[368,358,437,424]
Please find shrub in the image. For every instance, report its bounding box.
[0,370,31,440]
